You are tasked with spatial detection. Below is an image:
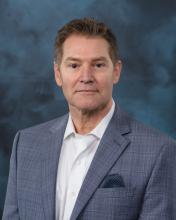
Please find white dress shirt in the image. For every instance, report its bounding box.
[56,101,115,220]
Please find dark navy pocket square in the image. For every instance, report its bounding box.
[100,174,125,188]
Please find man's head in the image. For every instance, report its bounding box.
[54,18,119,65]
[54,18,122,115]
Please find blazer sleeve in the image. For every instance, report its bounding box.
[2,132,20,220]
[138,139,176,220]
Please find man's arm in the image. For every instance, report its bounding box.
[2,132,20,220]
[138,139,176,220]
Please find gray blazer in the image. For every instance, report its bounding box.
[3,106,176,220]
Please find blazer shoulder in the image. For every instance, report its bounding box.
[114,104,175,146]
[128,114,176,148]
[19,113,68,135]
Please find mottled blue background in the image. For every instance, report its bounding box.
[0,0,176,217]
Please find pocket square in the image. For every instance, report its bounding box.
[100,174,125,188]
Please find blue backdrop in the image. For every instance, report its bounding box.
[0,0,176,217]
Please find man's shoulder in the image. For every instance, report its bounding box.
[19,113,69,135]
[115,106,175,147]
[117,105,168,132]
[127,113,176,148]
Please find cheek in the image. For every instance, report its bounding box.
[61,79,75,96]
[98,77,114,89]
[62,82,70,93]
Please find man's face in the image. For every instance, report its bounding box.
[54,34,121,113]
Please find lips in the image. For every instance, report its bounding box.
[76,90,98,92]
[75,89,98,94]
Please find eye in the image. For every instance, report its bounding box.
[95,63,105,68]
[68,63,79,69]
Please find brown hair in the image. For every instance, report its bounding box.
[54,18,119,65]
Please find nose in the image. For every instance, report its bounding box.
[80,65,93,84]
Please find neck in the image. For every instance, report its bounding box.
[69,100,113,135]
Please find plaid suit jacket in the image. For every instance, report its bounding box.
[3,105,176,220]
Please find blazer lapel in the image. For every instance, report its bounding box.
[70,106,131,220]
[41,115,68,220]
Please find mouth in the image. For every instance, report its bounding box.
[75,90,98,94]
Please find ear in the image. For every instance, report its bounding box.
[113,60,122,84]
[54,62,62,87]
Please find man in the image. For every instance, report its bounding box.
[3,18,176,220]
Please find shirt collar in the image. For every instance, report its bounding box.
[64,114,75,139]
[64,100,115,140]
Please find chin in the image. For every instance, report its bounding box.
[71,101,96,110]
[73,101,108,114]
[78,104,98,111]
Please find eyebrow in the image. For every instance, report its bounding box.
[64,56,108,63]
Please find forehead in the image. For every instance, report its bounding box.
[62,34,111,60]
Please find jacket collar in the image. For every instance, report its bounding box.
[70,104,132,220]
[42,103,132,220]
[42,114,68,220]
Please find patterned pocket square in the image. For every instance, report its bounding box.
[100,174,125,188]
